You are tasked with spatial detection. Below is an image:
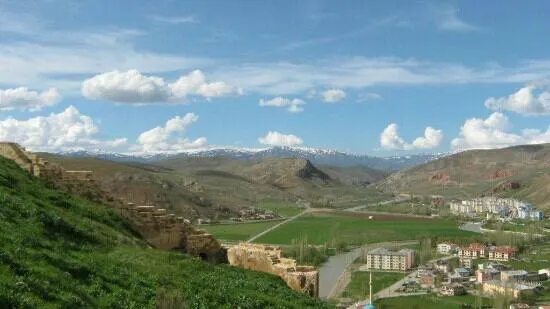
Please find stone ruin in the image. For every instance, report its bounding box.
[0,142,320,297]
[0,142,92,182]
[122,203,226,262]
[227,243,319,298]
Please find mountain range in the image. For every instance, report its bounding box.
[56,146,448,171]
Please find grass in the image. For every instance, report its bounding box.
[0,157,332,309]
[257,200,303,217]
[374,294,491,309]
[341,271,404,301]
[254,213,475,245]
[201,220,283,241]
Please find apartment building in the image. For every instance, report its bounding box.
[488,246,517,261]
[437,242,459,255]
[482,280,535,299]
[459,243,487,259]
[365,248,415,271]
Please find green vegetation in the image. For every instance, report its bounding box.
[202,220,282,241]
[283,238,337,267]
[374,294,491,309]
[257,200,303,217]
[0,157,332,309]
[255,213,474,245]
[341,271,404,301]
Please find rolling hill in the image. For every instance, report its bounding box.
[376,143,550,210]
[39,154,390,219]
[0,156,333,308]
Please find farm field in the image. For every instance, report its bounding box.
[341,271,404,301]
[202,220,283,241]
[254,213,474,245]
[374,294,491,309]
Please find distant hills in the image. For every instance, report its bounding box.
[56,146,447,171]
[376,143,550,210]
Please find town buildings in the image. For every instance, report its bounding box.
[449,197,544,220]
[439,284,466,296]
[482,280,535,299]
[365,248,415,271]
[437,242,459,255]
[488,246,518,261]
[459,243,487,259]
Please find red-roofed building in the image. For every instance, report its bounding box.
[459,243,487,259]
[488,246,518,261]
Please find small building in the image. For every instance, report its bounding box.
[459,257,472,268]
[530,210,544,220]
[476,269,501,284]
[459,243,487,259]
[420,273,436,288]
[479,262,508,271]
[436,261,452,274]
[365,247,416,271]
[439,283,466,296]
[482,280,535,299]
[437,243,459,255]
[455,267,472,278]
[501,270,528,282]
[538,268,550,277]
[488,246,518,261]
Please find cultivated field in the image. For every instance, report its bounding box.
[254,213,474,245]
[374,294,491,309]
[201,220,283,241]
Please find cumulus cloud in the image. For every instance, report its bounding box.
[484,85,550,116]
[258,97,306,113]
[0,106,127,152]
[82,69,242,104]
[321,89,347,103]
[380,123,443,150]
[136,113,207,153]
[258,131,304,147]
[0,87,61,112]
[451,112,550,150]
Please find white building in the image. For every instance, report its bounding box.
[365,248,416,271]
[437,243,459,255]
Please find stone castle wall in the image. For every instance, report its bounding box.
[227,243,319,297]
[0,142,319,297]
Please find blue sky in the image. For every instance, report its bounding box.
[0,0,550,155]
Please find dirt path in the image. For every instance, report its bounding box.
[246,207,310,243]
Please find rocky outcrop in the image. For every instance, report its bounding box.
[488,169,512,179]
[491,181,521,194]
[227,243,319,297]
[429,172,450,183]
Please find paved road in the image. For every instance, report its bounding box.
[459,222,484,233]
[246,207,310,243]
[320,240,419,299]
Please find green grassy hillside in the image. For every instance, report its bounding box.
[0,157,332,309]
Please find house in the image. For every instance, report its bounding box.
[538,268,550,277]
[459,257,472,268]
[478,262,508,271]
[440,283,466,296]
[476,269,501,283]
[501,270,528,282]
[437,243,459,255]
[488,246,518,261]
[459,243,487,259]
[436,261,452,274]
[365,247,416,271]
[455,267,472,278]
[420,273,436,288]
[482,280,535,299]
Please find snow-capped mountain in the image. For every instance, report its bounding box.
[55,146,448,171]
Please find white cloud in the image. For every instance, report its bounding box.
[258,131,304,147]
[258,97,306,113]
[380,123,443,150]
[82,69,242,104]
[0,106,127,152]
[0,87,61,111]
[170,70,243,99]
[411,127,444,149]
[321,89,346,103]
[451,112,550,150]
[148,15,199,24]
[431,4,479,32]
[484,85,550,116]
[358,92,383,102]
[82,70,170,103]
[136,114,208,153]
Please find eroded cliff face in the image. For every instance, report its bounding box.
[227,243,319,297]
